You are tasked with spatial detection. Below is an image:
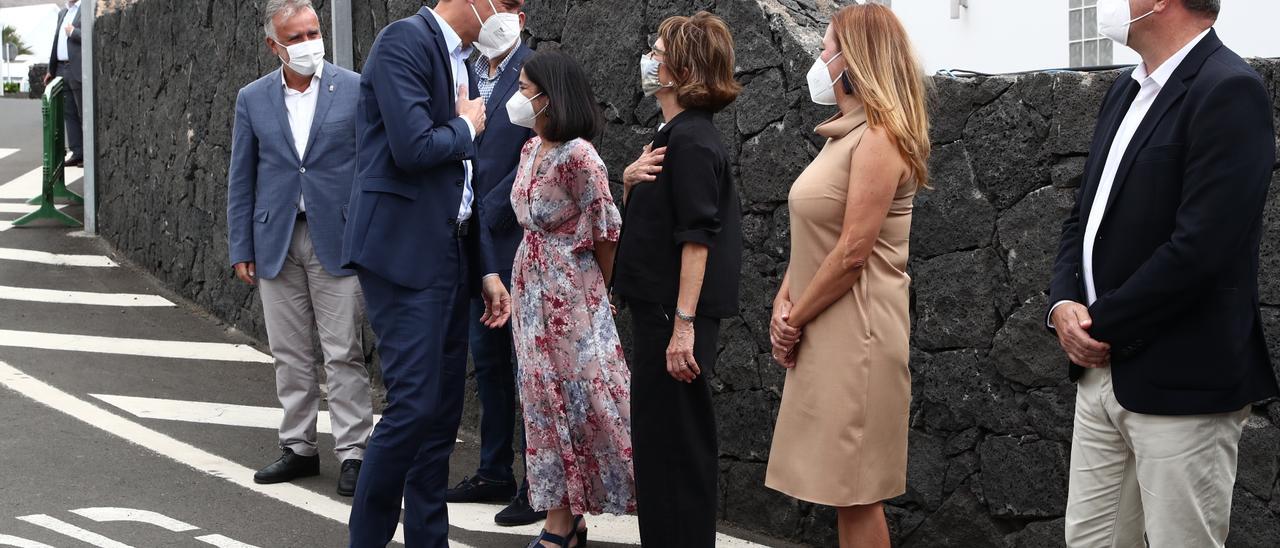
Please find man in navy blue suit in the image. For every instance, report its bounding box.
[442,24,543,525]
[342,1,523,546]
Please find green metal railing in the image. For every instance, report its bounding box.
[13,76,83,228]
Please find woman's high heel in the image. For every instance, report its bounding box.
[572,514,588,547]
[528,515,587,548]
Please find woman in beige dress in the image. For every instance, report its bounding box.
[764,4,932,546]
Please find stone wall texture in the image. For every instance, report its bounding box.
[95,1,1280,545]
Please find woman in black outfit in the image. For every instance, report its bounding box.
[612,11,742,548]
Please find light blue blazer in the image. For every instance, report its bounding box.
[227,61,360,280]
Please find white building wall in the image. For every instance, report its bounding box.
[891,0,1280,75]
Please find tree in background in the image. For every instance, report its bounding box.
[2,25,34,58]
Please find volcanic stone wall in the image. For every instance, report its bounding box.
[94,1,1280,545]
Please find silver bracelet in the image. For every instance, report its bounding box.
[675,307,696,323]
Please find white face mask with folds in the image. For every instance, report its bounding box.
[276,37,325,76]
[471,0,521,59]
[806,50,846,106]
[1097,0,1155,47]
[505,91,545,129]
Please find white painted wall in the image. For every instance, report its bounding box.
[890,0,1280,75]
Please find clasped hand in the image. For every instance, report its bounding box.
[1051,301,1110,369]
[770,299,801,368]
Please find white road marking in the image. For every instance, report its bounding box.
[0,166,82,199]
[71,507,199,532]
[0,330,272,363]
[0,535,55,548]
[195,535,261,548]
[0,247,117,267]
[0,221,12,232]
[0,203,39,214]
[445,502,767,547]
[0,285,174,307]
[15,514,135,548]
[0,149,18,161]
[91,394,460,443]
[0,360,420,547]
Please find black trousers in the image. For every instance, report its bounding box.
[629,299,720,548]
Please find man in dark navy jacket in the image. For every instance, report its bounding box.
[1046,0,1277,545]
[341,1,522,546]
[442,34,545,526]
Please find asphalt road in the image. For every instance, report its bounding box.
[0,98,795,548]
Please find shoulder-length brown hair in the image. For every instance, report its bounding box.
[657,11,742,113]
[832,3,933,187]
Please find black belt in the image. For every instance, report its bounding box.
[449,218,470,238]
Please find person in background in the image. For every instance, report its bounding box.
[615,12,741,547]
[507,50,633,548]
[340,0,520,545]
[444,0,546,528]
[226,0,373,498]
[764,4,931,547]
[45,0,83,167]
[1046,1,1277,546]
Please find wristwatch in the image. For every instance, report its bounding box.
[675,307,696,323]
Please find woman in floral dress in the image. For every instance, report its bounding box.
[505,50,634,548]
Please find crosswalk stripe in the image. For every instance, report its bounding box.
[15,514,136,548]
[195,535,260,548]
[70,507,200,532]
[0,534,56,548]
[0,330,272,363]
[0,247,117,267]
[0,149,17,161]
[0,166,82,200]
[0,285,174,307]
[0,203,73,214]
[0,360,421,547]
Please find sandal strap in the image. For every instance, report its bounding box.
[530,529,570,548]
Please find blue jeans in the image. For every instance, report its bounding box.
[468,271,527,491]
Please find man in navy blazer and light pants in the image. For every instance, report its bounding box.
[1047,1,1278,546]
[227,0,374,497]
[342,1,519,546]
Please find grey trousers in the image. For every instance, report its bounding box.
[258,220,374,462]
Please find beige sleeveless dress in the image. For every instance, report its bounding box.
[765,106,916,506]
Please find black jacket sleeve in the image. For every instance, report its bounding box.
[666,135,722,248]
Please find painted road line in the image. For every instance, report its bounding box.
[0,149,18,161]
[90,394,459,443]
[0,360,418,547]
[0,535,55,548]
[71,507,199,532]
[445,502,767,547]
[0,285,174,307]
[196,535,260,548]
[15,514,135,548]
[0,330,272,363]
[0,247,117,267]
[0,166,83,200]
[0,221,12,232]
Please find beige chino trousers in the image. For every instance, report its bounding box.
[258,219,374,462]
[1065,367,1250,548]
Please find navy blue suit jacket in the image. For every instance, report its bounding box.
[342,8,492,290]
[228,62,360,280]
[472,44,535,275]
[1047,30,1278,414]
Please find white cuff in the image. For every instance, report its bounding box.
[1047,300,1075,329]
[461,116,476,141]
[482,273,500,280]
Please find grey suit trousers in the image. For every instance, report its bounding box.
[258,219,374,461]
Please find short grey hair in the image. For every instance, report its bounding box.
[263,0,315,40]
[1183,0,1220,17]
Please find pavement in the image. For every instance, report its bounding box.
[0,99,795,548]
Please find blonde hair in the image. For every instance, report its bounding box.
[832,3,933,187]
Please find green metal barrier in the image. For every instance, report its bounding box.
[13,76,83,228]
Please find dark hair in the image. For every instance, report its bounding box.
[657,11,741,113]
[523,50,605,143]
[1182,0,1219,17]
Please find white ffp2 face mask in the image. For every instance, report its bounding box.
[806,50,845,106]
[277,37,325,76]
[506,91,545,129]
[472,0,521,59]
[1097,0,1155,46]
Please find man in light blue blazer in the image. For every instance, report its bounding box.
[226,0,373,499]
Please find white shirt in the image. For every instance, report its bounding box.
[282,62,323,213]
[56,1,80,62]
[428,8,477,222]
[1050,29,1211,326]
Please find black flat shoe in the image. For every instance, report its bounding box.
[494,491,547,526]
[445,474,516,503]
[337,459,361,497]
[253,448,319,484]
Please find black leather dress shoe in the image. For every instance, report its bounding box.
[253,448,319,484]
[337,459,361,497]
[495,490,547,527]
[65,156,84,167]
[445,475,517,503]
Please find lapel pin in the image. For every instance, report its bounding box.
[329,84,335,92]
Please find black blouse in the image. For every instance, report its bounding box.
[613,109,743,319]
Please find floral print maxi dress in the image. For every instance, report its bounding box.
[510,136,636,515]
